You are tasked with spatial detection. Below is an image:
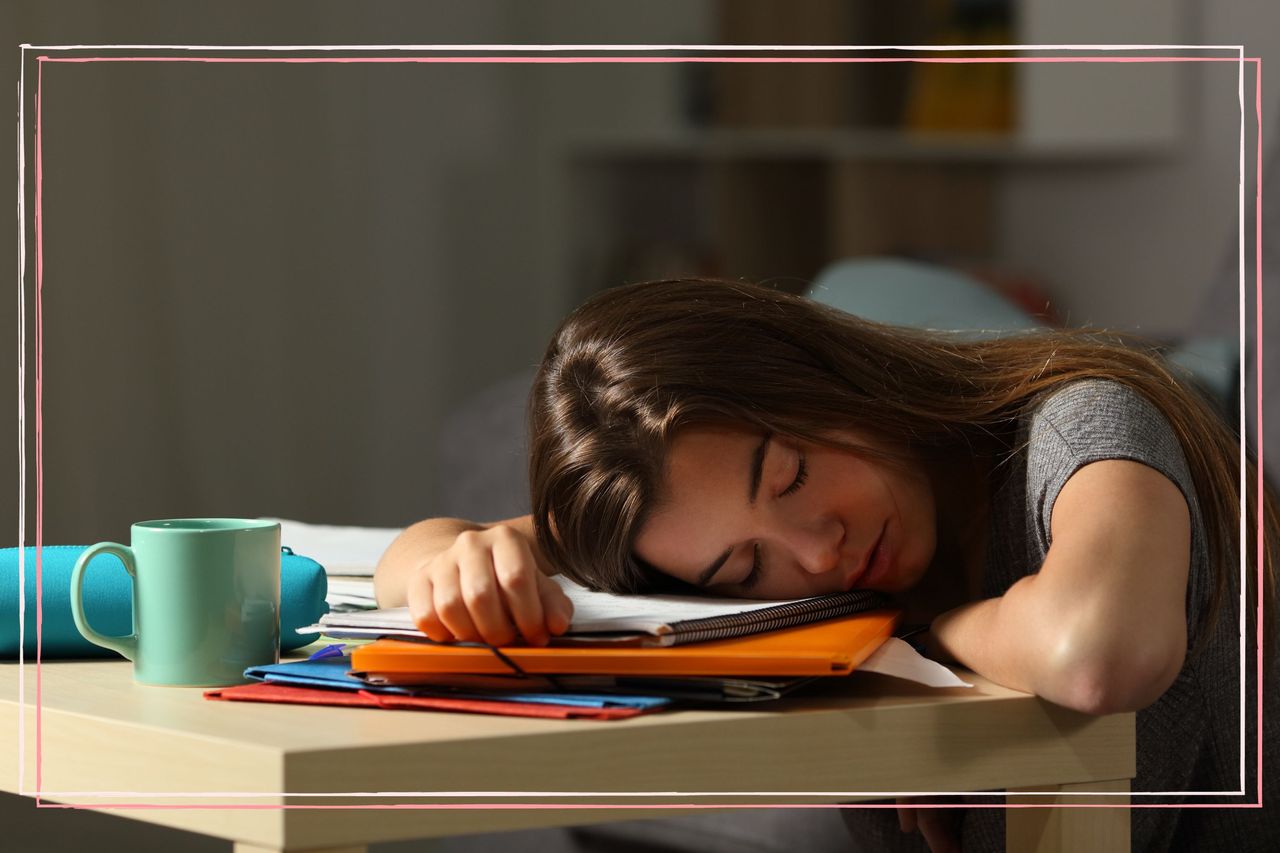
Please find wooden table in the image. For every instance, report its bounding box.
[1,658,1134,852]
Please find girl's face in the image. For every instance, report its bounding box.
[633,425,938,599]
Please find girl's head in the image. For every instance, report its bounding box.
[528,277,1272,653]
[527,278,1000,596]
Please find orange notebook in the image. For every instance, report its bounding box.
[351,610,898,678]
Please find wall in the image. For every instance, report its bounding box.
[4,1,710,545]
[2,2,1276,851]
[998,1,1279,335]
[10,2,1272,545]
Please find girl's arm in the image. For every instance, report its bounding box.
[928,459,1191,715]
[373,514,572,646]
[374,515,545,606]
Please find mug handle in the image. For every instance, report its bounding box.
[70,542,138,661]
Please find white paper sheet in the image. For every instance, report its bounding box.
[267,518,402,576]
[857,637,973,688]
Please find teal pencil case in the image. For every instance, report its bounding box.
[0,545,329,659]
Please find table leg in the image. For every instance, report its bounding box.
[234,840,368,845]
[1005,778,1130,853]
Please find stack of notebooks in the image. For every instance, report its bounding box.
[206,575,897,721]
[267,518,387,612]
[324,578,378,612]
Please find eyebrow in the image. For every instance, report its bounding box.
[694,432,773,587]
[748,432,772,506]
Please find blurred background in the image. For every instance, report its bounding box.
[2,0,1275,546]
[3,2,1279,851]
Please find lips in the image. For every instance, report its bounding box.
[842,524,886,591]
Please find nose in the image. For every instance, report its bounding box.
[783,516,844,575]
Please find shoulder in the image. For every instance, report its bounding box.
[1024,378,1190,485]
[1017,378,1201,551]
[1027,378,1177,456]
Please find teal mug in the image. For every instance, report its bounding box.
[70,518,281,686]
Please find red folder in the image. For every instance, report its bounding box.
[204,681,650,720]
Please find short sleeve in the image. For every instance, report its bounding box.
[1022,380,1209,627]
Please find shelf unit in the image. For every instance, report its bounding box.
[558,0,1183,304]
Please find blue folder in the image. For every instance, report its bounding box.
[246,656,671,711]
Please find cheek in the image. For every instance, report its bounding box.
[840,459,903,518]
[900,475,938,569]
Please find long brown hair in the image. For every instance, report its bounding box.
[528,278,1275,649]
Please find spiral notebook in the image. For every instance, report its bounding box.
[303,575,889,647]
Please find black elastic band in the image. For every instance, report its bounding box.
[480,643,527,676]
[454,640,564,691]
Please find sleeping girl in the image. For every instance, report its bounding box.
[375,277,1276,851]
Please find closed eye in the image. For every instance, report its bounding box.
[735,448,805,593]
[739,542,764,591]
[779,449,808,497]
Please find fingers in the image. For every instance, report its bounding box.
[427,557,481,643]
[896,798,960,853]
[895,799,918,833]
[406,525,568,648]
[916,810,960,853]
[491,527,549,646]
[536,570,575,635]
[458,549,518,647]
[406,568,451,642]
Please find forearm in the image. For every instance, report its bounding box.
[929,572,1184,715]
[373,514,549,608]
[927,576,1049,698]
[374,518,484,608]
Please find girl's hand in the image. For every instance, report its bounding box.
[896,798,960,853]
[405,525,574,647]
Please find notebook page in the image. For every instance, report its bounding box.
[311,575,816,636]
[550,575,805,634]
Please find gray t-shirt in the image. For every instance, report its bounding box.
[963,378,1273,851]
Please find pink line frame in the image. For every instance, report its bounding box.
[19,49,1265,818]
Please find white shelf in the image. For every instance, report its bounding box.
[567,128,1175,165]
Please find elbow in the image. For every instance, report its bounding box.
[1044,633,1186,716]
[371,563,391,609]
[372,552,404,609]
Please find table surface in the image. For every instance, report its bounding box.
[1,655,1135,851]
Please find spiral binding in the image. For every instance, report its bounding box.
[660,590,890,647]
